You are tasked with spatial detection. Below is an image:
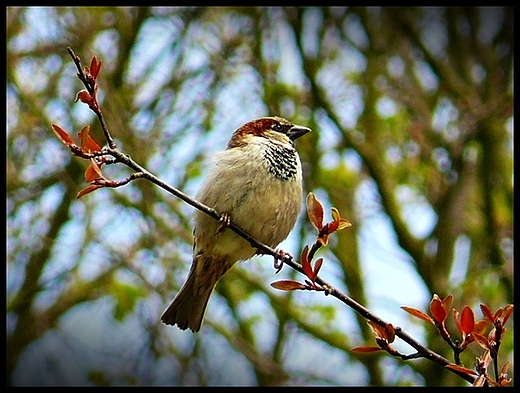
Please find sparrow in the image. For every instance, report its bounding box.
[161,116,311,332]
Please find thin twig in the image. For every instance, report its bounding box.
[67,47,116,149]
[105,139,476,383]
[66,47,477,385]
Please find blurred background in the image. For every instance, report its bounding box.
[7,7,513,386]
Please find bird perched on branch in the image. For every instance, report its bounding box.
[161,116,311,332]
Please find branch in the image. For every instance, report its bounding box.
[316,280,474,383]
[67,47,116,149]
[55,47,488,385]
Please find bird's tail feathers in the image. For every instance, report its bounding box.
[161,254,230,332]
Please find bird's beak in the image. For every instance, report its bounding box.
[287,124,311,141]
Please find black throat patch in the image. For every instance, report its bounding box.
[263,143,299,181]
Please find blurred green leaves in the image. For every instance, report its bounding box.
[108,281,147,321]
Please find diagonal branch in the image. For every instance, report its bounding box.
[62,47,477,385]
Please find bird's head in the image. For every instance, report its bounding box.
[227,116,311,149]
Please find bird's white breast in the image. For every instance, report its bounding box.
[193,137,303,261]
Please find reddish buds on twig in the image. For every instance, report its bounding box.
[401,294,454,340]
[401,294,513,386]
[351,321,400,356]
[271,193,352,293]
[271,245,325,292]
[307,192,351,247]
[73,55,102,113]
[88,56,102,80]
[51,123,106,198]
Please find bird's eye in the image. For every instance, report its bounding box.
[272,122,284,133]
